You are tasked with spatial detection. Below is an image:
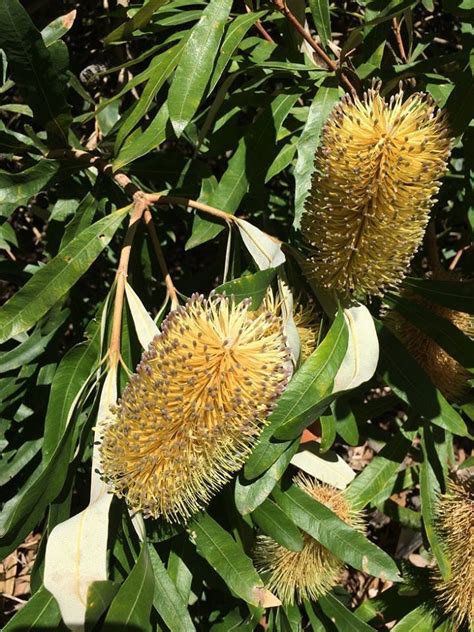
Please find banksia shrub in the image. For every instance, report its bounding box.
[385,293,473,401]
[301,87,452,297]
[254,475,365,604]
[433,478,474,629]
[101,294,290,522]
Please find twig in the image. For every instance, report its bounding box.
[424,221,443,276]
[108,193,148,366]
[272,0,357,95]
[142,208,179,308]
[449,246,470,271]
[244,1,275,44]
[392,17,408,63]
[145,194,235,225]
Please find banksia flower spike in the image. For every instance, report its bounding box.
[100,293,290,522]
[433,478,474,630]
[302,86,452,297]
[254,474,365,604]
[385,294,473,402]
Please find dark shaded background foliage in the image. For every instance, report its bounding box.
[0,0,472,630]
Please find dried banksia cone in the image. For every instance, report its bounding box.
[254,475,365,604]
[385,294,473,402]
[433,478,474,630]
[301,87,452,297]
[101,293,290,522]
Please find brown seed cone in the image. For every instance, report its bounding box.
[254,475,365,604]
[433,478,474,630]
[100,294,290,522]
[301,87,452,297]
[384,292,473,402]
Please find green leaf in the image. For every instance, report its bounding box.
[85,581,120,631]
[390,604,438,631]
[271,309,348,441]
[148,544,196,632]
[186,90,301,249]
[402,277,474,313]
[0,160,59,218]
[236,439,299,514]
[192,511,267,606]
[345,429,414,510]
[376,322,468,437]
[209,11,266,92]
[293,85,339,228]
[41,10,77,47]
[104,0,170,43]
[0,0,71,145]
[0,438,43,487]
[308,0,332,48]
[386,292,474,369]
[60,191,101,249]
[168,0,233,136]
[3,586,61,631]
[252,498,304,552]
[420,423,450,580]
[113,103,169,170]
[214,268,277,309]
[318,593,374,632]
[273,483,402,583]
[105,543,155,630]
[115,42,183,150]
[0,205,130,343]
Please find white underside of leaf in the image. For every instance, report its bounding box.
[333,303,379,393]
[44,365,117,631]
[125,282,160,350]
[277,276,300,369]
[234,218,285,270]
[290,441,356,489]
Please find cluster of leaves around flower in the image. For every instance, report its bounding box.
[0,0,472,630]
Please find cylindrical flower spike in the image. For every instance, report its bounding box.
[433,478,474,630]
[385,294,473,402]
[254,475,365,604]
[100,293,290,522]
[301,87,452,297]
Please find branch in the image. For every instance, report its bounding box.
[244,1,275,44]
[143,208,179,308]
[145,194,235,225]
[392,16,408,63]
[424,221,443,276]
[272,0,357,96]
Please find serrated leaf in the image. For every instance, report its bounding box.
[214,268,277,309]
[44,366,117,631]
[0,0,71,145]
[192,511,276,606]
[0,205,130,343]
[293,86,339,228]
[274,483,402,583]
[104,543,155,630]
[376,321,468,437]
[290,441,356,490]
[168,0,232,136]
[125,282,160,350]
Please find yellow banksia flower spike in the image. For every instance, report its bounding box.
[301,86,452,297]
[385,293,473,402]
[433,478,474,630]
[100,293,290,522]
[254,474,365,604]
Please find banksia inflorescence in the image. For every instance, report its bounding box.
[100,293,290,522]
[385,293,473,402]
[301,87,452,297]
[254,475,365,604]
[433,478,474,630]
